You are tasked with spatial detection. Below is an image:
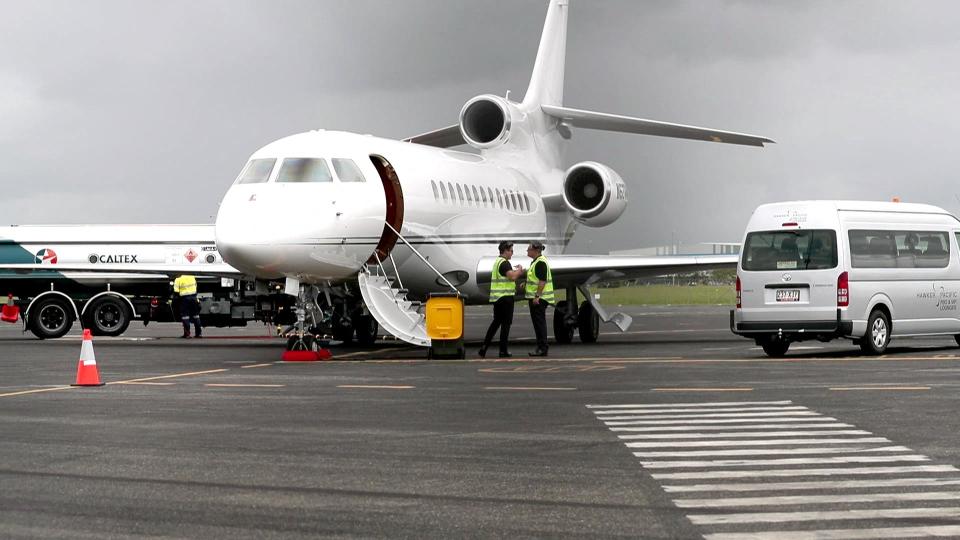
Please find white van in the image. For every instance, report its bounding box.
[731,200,960,356]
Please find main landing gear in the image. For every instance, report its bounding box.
[281,281,379,351]
[553,285,600,344]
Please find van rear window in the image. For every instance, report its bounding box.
[742,230,837,271]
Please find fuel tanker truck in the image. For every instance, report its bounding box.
[0,224,293,339]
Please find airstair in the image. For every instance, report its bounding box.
[357,224,460,347]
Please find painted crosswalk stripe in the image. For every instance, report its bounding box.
[652,464,959,480]
[627,437,890,448]
[675,490,960,508]
[587,401,793,408]
[592,400,960,538]
[638,454,929,468]
[601,417,841,425]
[604,421,852,429]
[592,406,808,415]
[662,477,960,493]
[635,445,912,458]
[597,411,820,420]
[704,525,960,540]
[618,429,871,439]
[689,506,960,525]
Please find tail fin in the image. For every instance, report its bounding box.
[522,0,568,108]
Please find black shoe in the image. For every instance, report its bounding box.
[478,346,487,358]
[498,351,512,358]
[528,349,548,357]
[180,334,191,339]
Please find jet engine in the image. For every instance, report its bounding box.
[562,161,628,228]
[459,95,516,149]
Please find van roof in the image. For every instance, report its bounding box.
[756,200,952,215]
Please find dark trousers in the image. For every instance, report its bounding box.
[180,295,201,336]
[482,297,514,353]
[528,299,549,352]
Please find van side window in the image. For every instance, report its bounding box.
[851,230,949,269]
[742,230,837,271]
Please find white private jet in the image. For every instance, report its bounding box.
[3,0,772,350]
[212,0,772,349]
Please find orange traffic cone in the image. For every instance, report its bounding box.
[1,294,19,323]
[73,329,105,387]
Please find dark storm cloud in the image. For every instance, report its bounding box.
[2,1,960,254]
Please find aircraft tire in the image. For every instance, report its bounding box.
[577,301,600,343]
[29,296,74,339]
[86,296,131,337]
[355,315,378,346]
[553,301,574,344]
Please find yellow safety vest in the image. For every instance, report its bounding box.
[525,255,554,303]
[174,275,198,296]
[489,257,514,302]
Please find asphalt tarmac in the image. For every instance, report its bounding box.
[6,305,960,538]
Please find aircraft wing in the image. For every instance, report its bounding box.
[542,105,774,147]
[477,254,737,288]
[403,124,465,148]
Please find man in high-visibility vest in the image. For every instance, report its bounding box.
[479,241,525,358]
[173,274,202,338]
[525,241,554,356]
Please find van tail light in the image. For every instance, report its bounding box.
[837,271,849,307]
[736,276,742,308]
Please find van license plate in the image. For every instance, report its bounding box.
[776,289,800,302]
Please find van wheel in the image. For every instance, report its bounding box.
[761,338,790,357]
[29,296,74,339]
[860,309,890,355]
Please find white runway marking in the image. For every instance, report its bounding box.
[652,464,958,480]
[705,525,960,540]
[618,429,871,439]
[601,416,841,425]
[662,477,960,493]
[587,401,794,408]
[634,445,912,458]
[626,437,890,448]
[593,406,808,415]
[638,454,928,469]
[690,506,960,525]
[603,422,853,430]
[590,399,960,538]
[675,490,960,508]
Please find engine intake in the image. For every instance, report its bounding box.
[459,95,513,149]
[562,161,628,228]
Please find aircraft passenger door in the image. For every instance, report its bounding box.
[367,155,405,265]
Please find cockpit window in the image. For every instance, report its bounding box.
[236,158,276,184]
[276,158,333,183]
[332,158,366,183]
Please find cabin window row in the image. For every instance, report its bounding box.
[430,180,533,213]
[849,230,950,269]
[235,157,366,184]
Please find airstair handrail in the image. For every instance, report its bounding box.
[383,222,459,293]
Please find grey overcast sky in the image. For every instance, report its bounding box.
[2,0,959,254]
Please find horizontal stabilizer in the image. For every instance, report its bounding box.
[542,105,774,147]
[404,124,465,148]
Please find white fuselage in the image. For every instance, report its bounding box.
[214,129,574,301]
